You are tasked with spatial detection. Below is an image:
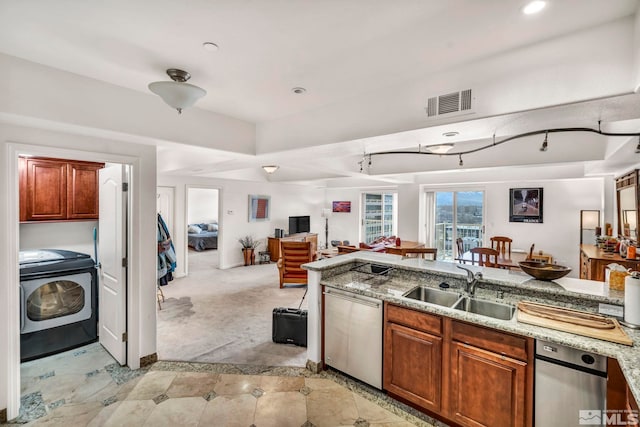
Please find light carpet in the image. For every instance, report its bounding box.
[157,249,308,367]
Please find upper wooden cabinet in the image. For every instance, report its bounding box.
[19,157,104,222]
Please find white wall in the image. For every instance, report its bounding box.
[187,188,219,224]
[325,177,605,277]
[20,221,97,256]
[157,175,324,274]
[0,124,157,419]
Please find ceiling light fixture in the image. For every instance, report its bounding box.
[202,42,219,52]
[262,165,279,174]
[442,131,459,137]
[148,69,207,114]
[425,143,455,154]
[292,87,307,94]
[523,0,546,15]
[358,126,640,173]
[540,131,548,152]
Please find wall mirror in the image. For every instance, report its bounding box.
[616,170,639,241]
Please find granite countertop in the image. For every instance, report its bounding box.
[304,251,640,404]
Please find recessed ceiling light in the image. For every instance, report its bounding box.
[523,1,546,15]
[202,42,219,52]
[262,165,279,174]
[292,87,306,94]
[442,131,459,137]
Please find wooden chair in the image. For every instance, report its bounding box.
[469,247,499,267]
[402,247,438,260]
[277,241,315,288]
[455,238,465,263]
[490,236,512,257]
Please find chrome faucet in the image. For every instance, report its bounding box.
[456,265,483,297]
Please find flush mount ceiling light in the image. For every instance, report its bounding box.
[262,165,279,174]
[442,131,459,137]
[292,87,307,94]
[523,0,546,15]
[425,143,455,154]
[148,69,207,114]
[202,42,219,52]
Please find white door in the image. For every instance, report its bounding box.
[157,186,175,238]
[98,164,128,365]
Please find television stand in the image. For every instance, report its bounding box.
[267,233,318,261]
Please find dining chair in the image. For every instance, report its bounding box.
[469,247,499,267]
[455,238,465,263]
[402,247,437,260]
[490,236,512,257]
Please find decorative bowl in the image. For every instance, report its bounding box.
[518,261,571,281]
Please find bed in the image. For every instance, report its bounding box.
[187,223,218,251]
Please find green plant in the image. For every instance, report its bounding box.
[238,235,261,249]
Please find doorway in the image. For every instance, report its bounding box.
[186,187,220,272]
[5,143,138,421]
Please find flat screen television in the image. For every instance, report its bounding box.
[289,215,310,234]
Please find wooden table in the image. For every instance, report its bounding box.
[458,251,528,268]
[384,240,424,250]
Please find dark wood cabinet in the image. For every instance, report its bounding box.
[384,319,442,412]
[382,303,533,427]
[607,358,640,424]
[449,341,527,427]
[19,157,103,222]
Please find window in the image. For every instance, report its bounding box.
[430,190,484,260]
[361,192,397,243]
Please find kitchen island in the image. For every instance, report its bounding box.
[303,251,639,426]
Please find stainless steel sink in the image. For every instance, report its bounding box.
[452,297,515,320]
[403,286,461,307]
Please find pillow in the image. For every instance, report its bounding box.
[207,223,219,232]
[188,224,203,234]
[198,223,209,230]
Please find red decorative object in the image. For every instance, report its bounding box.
[395,237,401,246]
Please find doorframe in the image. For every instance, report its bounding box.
[5,142,139,419]
[185,185,223,275]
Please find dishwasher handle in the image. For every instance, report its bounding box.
[323,290,381,308]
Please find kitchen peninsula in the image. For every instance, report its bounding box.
[303,252,639,427]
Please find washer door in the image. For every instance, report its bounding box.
[21,272,93,334]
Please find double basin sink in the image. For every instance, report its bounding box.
[403,286,515,320]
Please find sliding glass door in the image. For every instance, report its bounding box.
[361,192,397,244]
[432,191,484,260]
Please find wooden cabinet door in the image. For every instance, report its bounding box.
[384,322,442,413]
[67,161,101,219]
[24,158,67,221]
[449,342,527,427]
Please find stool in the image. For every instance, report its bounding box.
[258,251,271,264]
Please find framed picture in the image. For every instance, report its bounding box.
[509,188,543,223]
[332,201,351,213]
[248,195,270,222]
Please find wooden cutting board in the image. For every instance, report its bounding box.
[517,301,633,346]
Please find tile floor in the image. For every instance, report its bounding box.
[6,344,436,426]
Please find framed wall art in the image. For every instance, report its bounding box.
[248,194,270,222]
[509,188,543,223]
[332,201,351,213]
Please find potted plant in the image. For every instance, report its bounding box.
[238,236,261,266]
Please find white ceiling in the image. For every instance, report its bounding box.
[2,0,640,186]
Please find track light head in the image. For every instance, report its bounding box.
[540,131,548,152]
[459,154,463,167]
[636,136,640,154]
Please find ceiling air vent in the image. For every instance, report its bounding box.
[426,89,474,118]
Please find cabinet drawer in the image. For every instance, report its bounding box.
[451,320,529,361]
[385,304,442,336]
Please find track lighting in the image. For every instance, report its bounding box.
[358,125,640,170]
[540,131,548,152]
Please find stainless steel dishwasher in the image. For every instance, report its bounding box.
[535,340,607,426]
[324,287,382,389]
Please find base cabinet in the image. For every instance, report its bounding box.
[449,342,527,427]
[384,322,442,413]
[382,303,533,427]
